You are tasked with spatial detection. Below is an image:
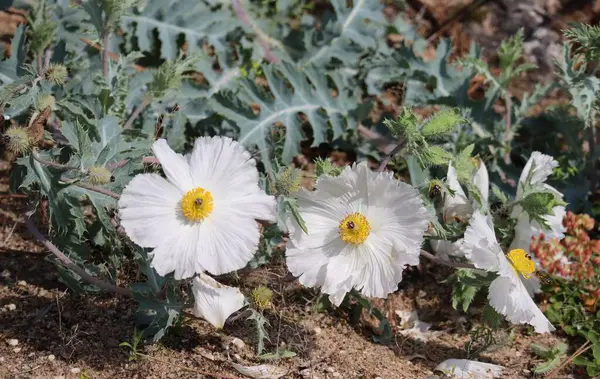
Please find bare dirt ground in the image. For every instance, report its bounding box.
[0,158,576,379]
[2,0,599,378]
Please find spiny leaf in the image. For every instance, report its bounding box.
[0,24,27,84]
[211,61,363,163]
[121,0,238,60]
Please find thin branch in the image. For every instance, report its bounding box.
[420,249,476,270]
[503,93,512,164]
[232,0,281,63]
[123,97,151,130]
[102,31,110,78]
[25,213,132,297]
[547,341,591,379]
[377,143,404,172]
[75,183,120,200]
[32,153,79,171]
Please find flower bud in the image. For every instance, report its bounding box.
[250,286,273,311]
[275,166,302,196]
[3,126,32,154]
[88,166,112,185]
[46,64,68,85]
[37,94,56,111]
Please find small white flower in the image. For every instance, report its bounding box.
[192,273,246,329]
[119,137,276,279]
[286,162,429,306]
[509,152,566,255]
[462,210,555,333]
[432,158,488,259]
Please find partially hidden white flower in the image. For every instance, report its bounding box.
[192,273,246,329]
[285,162,429,306]
[462,210,555,333]
[509,152,566,255]
[119,137,276,279]
[432,158,488,259]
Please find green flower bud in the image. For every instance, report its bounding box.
[250,286,273,311]
[37,94,56,111]
[3,126,32,154]
[46,64,68,85]
[88,166,112,185]
[275,166,302,196]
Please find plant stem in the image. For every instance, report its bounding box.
[102,30,110,78]
[123,97,151,130]
[75,182,120,200]
[32,153,79,171]
[420,249,476,270]
[377,143,404,172]
[26,212,132,296]
[503,92,512,164]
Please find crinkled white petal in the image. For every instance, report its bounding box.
[192,273,246,329]
[187,136,276,221]
[472,159,489,205]
[516,151,558,198]
[462,211,511,274]
[443,163,472,221]
[431,239,464,259]
[122,137,275,279]
[152,139,193,192]
[118,173,183,248]
[286,162,428,306]
[488,275,555,333]
[509,206,566,254]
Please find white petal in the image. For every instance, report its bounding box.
[286,244,330,288]
[544,205,567,239]
[509,206,566,254]
[150,223,200,279]
[488,276,555,333]
[431,239,464,259]
[435,359,504,378]
[516,152,558,198]
[472,159,489,205]
[152,139,193,192]
[118,173,182,248]
[443,163,472,221]
[192,273,246,329]
[187,136,276,222]
[462,211,506,272]
[314,163,358,198]
[194,207,262,275]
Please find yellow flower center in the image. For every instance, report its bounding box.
[180,187,214,222]
[507,248,536,279]
[339,212,371,245]
[471,157,480,168]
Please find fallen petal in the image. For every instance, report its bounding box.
[231,362,288,379]
[435,359,504,378]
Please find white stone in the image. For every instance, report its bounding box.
[17,280,26,286]
[47,354,56,361]
[5,304,16,311]
[7,339,18,346]
[231,338,246,350]
[313,327,322,335]
[70,368,81,374]
[13,347,21,353]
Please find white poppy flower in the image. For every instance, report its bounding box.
[119,137,276,279]
[285,162,429,306]
[432,158,489,259]
[462,210,555,333]
[192,273,246,329]
[509,152,566,255]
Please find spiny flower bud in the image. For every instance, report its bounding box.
[88,166,112,185]
[314,157,342,178]
[250,286,273,311]
[46,64,68,85]
[37,94,56,111]
[275,166,302,196]
[3,126,32,154]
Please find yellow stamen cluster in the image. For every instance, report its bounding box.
[507,248,536,279]
[339,212,371,245]
[181,187,214,222]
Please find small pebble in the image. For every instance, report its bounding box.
[13,348,21,353]
[332,373,341,378]
[5,304,16,311]
[70,368,81,374]
[7,339,18,346]
[17,280,27,286]
[231,338,246,350]
[0,269,10,278]
[53,376,65,379]
[0,357,4,362]
[313,327,322,335]
[47,354,56,361]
